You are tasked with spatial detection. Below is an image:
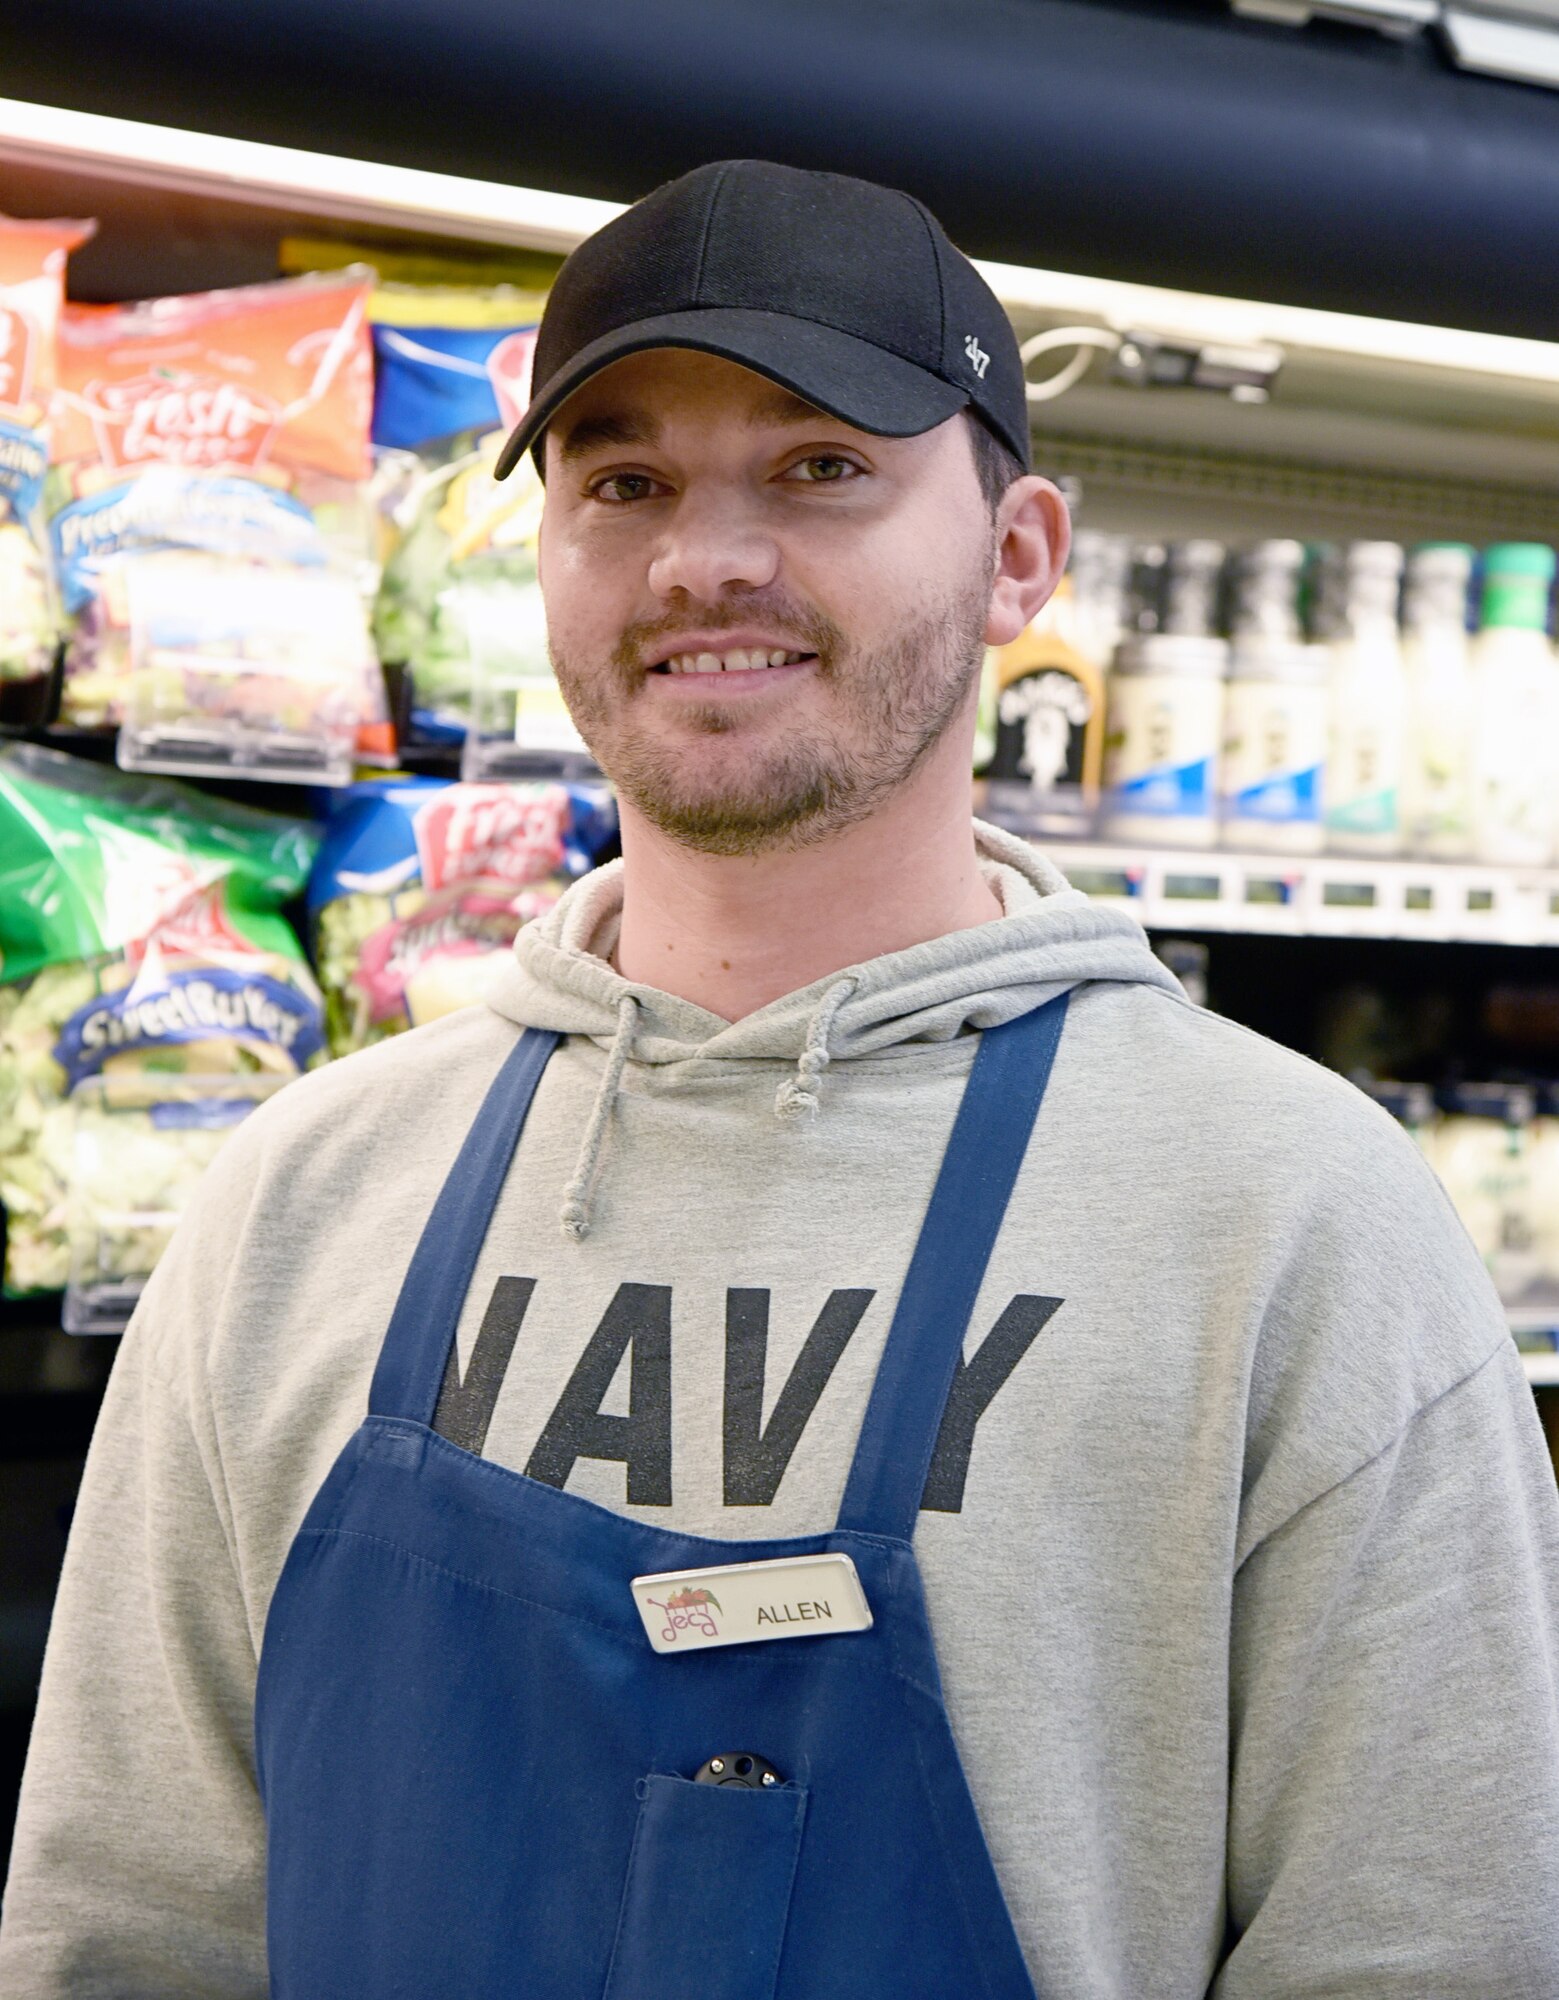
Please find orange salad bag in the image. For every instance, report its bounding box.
[51,267,373,489]
[48,269,391,757]
[0,215,93,692]
[0,214,94,431]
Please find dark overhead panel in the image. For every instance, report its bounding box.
[1,0,1558,338]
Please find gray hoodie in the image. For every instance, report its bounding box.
[3,820,1558,1997]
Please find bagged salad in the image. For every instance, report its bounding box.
[366,283,545,725]
[369,285,547,454]
[0,742,323,1306]
[366,285,585,766]
[309,775,615,1056]
[61,1068,293,1333]
[0,213,94,703]
[47,268,393,773]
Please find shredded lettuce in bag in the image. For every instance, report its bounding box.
[0,743,322,1298]
[308,775,615,1056]
[49,270,392,761]
[365,292,545,740]
[373,428,548,738]
[62,1070,292,1333]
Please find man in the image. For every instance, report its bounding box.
[3,160,1557,1998]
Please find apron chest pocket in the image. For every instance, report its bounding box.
[602,1773,809,2000]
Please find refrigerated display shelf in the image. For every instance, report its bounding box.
[0,89,1552,373]
[1026,426,1559,548]
[3,94,1559,486]
[6,721,466,786]
[0,95,1555,1378]
[1046,839,1559,945]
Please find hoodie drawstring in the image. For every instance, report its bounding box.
[559,993,640,1243]
[559,973,858,1239]
[774,975,857,1122]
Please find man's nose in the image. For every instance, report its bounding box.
[646,490,781,601]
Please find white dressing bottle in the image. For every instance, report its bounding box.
[1102,632,1228,848]
[1400,542,1475,859]
[1220,540,1327,854]
[1321,541,1407,856]
[1471,542,1558,867]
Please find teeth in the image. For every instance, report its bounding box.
[662,647,809,674]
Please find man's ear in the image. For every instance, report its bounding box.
[985,476,1071,648]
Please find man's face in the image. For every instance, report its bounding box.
[538,348,1007,856]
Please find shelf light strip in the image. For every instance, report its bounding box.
[0,94,622,252]
[977,255,1559,387]
[3,95,1559,387]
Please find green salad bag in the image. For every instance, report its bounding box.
[0,743,322,1302]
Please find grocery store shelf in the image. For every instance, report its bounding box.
[6,93,1559,547]
[1025,426,1559,549]
[1048,839,1559,945]
[0,95,621,252]
[983,257,1559,393]
[7,94,1559,397]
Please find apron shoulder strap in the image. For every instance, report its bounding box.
[369,1027,560,1426]
[834,993,1069,1544]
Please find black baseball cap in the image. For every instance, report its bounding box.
[494,159,1030,481]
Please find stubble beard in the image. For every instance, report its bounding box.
[549,564,994,858]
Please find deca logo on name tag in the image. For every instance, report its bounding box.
[630,1552,873,1655]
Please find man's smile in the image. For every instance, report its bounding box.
[639,628,821,693]
[654,647,814,674]
[641,628,821,678]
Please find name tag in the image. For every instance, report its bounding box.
[630,1552,873,1656]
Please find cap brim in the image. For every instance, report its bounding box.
[493,307,971,480]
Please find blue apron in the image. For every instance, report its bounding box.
[255,993,1068,1999]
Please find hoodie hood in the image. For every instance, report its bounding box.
[483,818,1179,1239]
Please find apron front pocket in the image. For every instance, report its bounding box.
[602,1773,808,2000]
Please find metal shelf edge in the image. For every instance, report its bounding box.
[3,96,1559,388]
[1040,838,1559,945]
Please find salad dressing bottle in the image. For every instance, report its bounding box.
[1220,540,1327,855]
[1321,541,1407,857]
[1471,542,1558,868]
[1400,542,1475,860]
[979,530,1129,837]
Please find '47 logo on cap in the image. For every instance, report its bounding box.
[963,334,990,379]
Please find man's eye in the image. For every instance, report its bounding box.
[590,473,661,503]
[785,455,861,485]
